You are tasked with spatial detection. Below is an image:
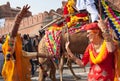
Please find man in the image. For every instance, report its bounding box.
[76,0,99,22]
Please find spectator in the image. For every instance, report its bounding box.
[0,38,4,75]
[23,34,33,52]
[33,35,39,52]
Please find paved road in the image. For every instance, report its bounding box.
[31,64,89,81]
[0,64,89,81]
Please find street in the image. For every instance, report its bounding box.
[31,64,89,81]
[0,64,89,81]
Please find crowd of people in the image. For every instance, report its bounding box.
[22,33,44,76]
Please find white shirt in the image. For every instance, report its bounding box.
[76,0,98,22]
[76,0,95,10]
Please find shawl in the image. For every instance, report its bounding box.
[2,34,31,81]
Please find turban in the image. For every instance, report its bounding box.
[81,22,100,30]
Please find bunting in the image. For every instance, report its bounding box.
[101,0,120,40]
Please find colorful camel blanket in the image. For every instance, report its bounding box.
[45,29,61,64]
[45,24,83,63]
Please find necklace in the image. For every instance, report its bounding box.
[89,40,107,64]
[93,40,103,53]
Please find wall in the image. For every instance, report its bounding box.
[0,5,63,37]
[0,13,45,36]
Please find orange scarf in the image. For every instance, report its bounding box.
[2,34,31,81]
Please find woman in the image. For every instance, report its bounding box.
[2,5,32,81]
[65,16,118,81]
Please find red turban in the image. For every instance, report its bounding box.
[81,22,100,30]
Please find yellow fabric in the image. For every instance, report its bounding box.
[89,40,106,64]
[48,26,62,31]
[67,16,88,28]
[67,0,75,14]
[2,34,31,81]
[2,35,15,81]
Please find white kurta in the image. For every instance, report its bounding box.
[76,0,99,22]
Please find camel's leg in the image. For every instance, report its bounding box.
[59,55,64,81]
[67,60,81,80]
[38,67,46,81]
[49,61,57,81]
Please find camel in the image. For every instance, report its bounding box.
[24,29,89,81]
[58,30,89,81]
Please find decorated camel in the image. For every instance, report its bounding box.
[24,29,89,81]
[23,0,90,81]
[39,30,89,81]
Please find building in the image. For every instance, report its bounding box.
[0,2,63,37]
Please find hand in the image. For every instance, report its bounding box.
[15,4,30,23]
[18,4,30,18]
[97,15,108,32]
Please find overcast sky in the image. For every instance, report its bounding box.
[0,0,62,15]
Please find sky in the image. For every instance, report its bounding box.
[0,0,62,15]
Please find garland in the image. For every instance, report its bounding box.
[67,16,88,28]
[48,25,62,31]
[101,0,120,41]
[66,0,88,28]
[89,40,107,64]
[67,0,75,14]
